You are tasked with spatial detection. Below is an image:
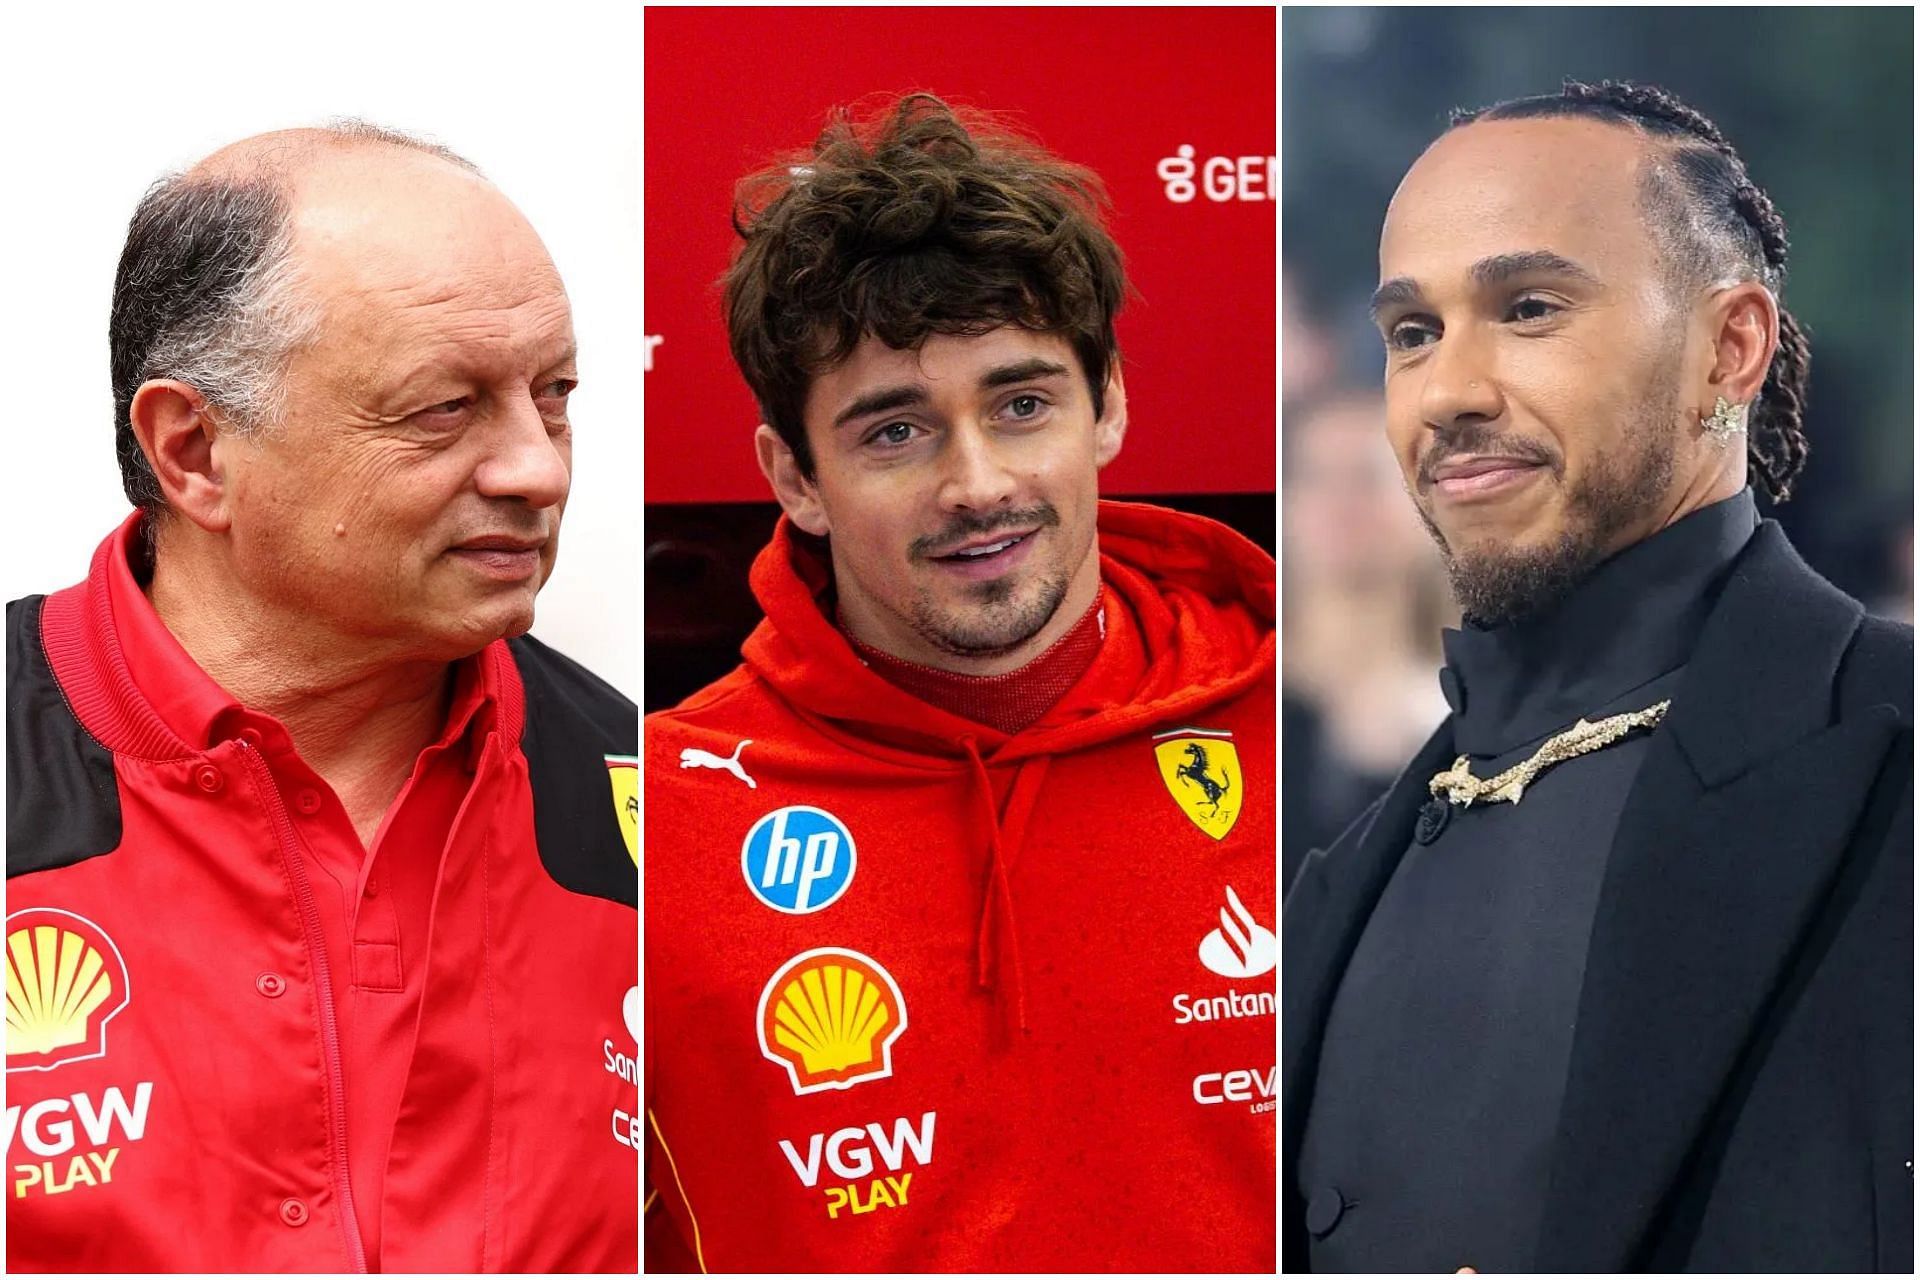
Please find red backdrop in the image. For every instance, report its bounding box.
[643,5,1277,505]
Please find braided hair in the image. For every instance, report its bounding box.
[1449,80,1810,502]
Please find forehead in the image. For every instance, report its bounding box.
[1380,117,1658,287]
[288,152,572,372]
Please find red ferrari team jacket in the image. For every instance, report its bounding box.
[4,517,638,1272]
[643,501,1277,1272]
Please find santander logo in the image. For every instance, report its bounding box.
[1197,886,1276,979]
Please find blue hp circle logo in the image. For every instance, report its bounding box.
[741,806,857,914]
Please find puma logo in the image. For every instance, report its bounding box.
[679,739,756,789]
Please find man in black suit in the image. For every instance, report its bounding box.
[1282,80,1913,1273]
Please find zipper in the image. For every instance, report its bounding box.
[238,743,370,1274]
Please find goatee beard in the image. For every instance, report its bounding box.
[1414,388,1681,629]
[1430,522,1611,628]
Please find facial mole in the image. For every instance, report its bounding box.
[334,522,347,538]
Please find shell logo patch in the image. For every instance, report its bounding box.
[1153,727,1242,840]
[758,948,907,1096]
[5,909,131,1073]
[606,755,639,866]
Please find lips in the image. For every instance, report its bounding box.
[930,528,1038,561]
[1424,453,1548,501]
[447,533,548,582]
[1429,456,1542,484]
[453,535,547,553]
[925,527,1040,581]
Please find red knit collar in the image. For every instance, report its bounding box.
[844,591,1108,735]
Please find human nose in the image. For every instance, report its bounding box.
[936,421,1018,512]
[1416,328,1503,434]
[475,395,570,509]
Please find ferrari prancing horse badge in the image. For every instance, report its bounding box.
[606,755,639,866]
[1152,728,1241,840]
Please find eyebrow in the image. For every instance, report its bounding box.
[1369,249,1603,325]
[831,358,1074,430]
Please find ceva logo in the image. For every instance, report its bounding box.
[741,806,857,914]
[5,910,131,1073]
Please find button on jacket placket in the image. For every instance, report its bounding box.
[236,740,368,1273]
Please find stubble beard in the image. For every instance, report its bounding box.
[1416,366,1683,629]
[909,562,1075,659]
[904,504,1075,659]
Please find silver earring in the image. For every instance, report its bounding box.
[1703,396,1747,446]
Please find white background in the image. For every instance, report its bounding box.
[1,3,642,699]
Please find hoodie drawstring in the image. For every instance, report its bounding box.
[959,735,1048,1035]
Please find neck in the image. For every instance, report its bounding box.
[1632,458,1750,551]
[147,530,452,841]
[836,538,1104,676]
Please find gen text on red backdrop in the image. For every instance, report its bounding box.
[643,6,1277,505]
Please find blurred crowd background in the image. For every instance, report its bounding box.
[1281,7,1914,884]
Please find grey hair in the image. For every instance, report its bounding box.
[109,120,480,512]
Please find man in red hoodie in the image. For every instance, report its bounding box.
[643,94,1277,1272]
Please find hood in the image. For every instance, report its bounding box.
[740,499,1275,762]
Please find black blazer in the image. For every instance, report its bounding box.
[1282,521,1914,1273]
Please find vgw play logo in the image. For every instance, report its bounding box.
[741,806,857,914]
[778,1111,935,1220]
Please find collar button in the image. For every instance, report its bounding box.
[194,764,225,794]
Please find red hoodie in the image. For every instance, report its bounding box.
[643,501,1276,1272]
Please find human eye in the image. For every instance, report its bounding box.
[1507,295,1562,324]
[1386,317,1438,351]
[535,377,577,416]
[413,396,473,426]
[865,420,920,449]
[1000,393,1051,422]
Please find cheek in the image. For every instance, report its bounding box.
[1379,396,1424,483]
[1501,326,1646,462]
[820,480,914,570]
[333,449,465,535]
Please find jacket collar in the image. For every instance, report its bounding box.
[1532,519,1896,1269]
[1283,519,1899,1271]
[41,512,515,761]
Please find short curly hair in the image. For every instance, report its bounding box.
[722,93,1129,478]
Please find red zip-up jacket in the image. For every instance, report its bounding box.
[5,517,638,1272]
[643,501,1277,1272]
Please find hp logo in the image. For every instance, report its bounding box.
[741,806,857,914]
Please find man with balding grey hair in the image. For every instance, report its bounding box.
[6,124,637,1272]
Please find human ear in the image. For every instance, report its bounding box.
[128,379,231,532]
[1093,363,1128,468]
[755,424,831,536]
[1705,282,1778,406]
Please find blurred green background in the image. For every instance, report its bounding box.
[1282,5,1912,591]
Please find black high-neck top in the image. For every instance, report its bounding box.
[1441,489,1762,758]
[1298,491,1760,1273]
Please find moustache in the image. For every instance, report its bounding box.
[1417,426,1558,488]
[910,504,1061,559]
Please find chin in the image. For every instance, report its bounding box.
[431,595,540,658]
